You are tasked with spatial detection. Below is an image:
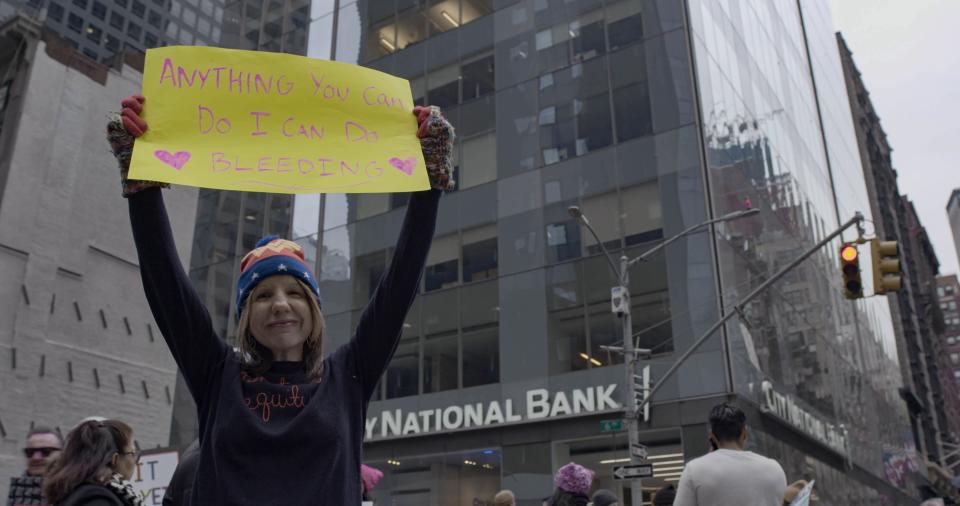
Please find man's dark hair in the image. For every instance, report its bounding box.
[708,403,746,443]
[26,425,64,446]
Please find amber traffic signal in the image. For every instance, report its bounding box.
[871,239,901,294]
[840,243,863,299]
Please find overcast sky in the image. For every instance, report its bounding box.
[830,0,960,276]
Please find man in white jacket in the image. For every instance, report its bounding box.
[674,403,787,506]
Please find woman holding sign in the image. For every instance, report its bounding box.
[108,93,454,505]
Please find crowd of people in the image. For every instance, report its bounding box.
[6,401,944,505]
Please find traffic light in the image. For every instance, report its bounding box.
[840,243,864,299]
[871,239,901,294]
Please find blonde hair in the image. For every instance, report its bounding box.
[236,278,326,381]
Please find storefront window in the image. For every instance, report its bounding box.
[365,448,501,505]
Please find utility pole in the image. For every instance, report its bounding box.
[569,206,759,502]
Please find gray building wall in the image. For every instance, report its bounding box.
[0,15,198,497]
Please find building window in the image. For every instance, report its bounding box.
[546,221,581,263]
[90,0,107,18]
[113,0,126,7]
[67,13,83,32]
[462,225,498,283]
[949,336,957,345]
[460,132,496,189]
[144,31,158,47]
[606,0,643,51]
[147,9,161,27]
[538,60,612,164]
[578,192,622,256]
[82,47,99,61]
[461,280,499,388]
[105,33,120,51]
[47,2,64,21]
[86,23,103,43]
[351,250,386,310]
[110,11,124,28]
[622,182,663,246]
[72,0,87,8]
[385,339,419,399]
[132,0,145,16]
[422,333,458,394]
[427,63,460,110]
[425,234,459,292]
[127,21,141,40]
[461,54,495,102]
[952,353,960,365]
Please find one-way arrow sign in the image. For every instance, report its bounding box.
[612,463,654,480]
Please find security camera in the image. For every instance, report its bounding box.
[611,286,630,316]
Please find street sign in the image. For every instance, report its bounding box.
[613,464,654,480]
[631,444,648,460]
[600,419,624,433]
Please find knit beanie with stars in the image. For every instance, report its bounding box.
[235,235,321,318]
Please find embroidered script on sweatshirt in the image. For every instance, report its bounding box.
[241,372,309,422]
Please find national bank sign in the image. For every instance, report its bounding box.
[365,384,620,440]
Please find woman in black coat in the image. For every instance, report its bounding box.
[42,420,143,506]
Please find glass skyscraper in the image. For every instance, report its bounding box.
[287,0,916,503]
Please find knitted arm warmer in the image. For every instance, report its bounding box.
[420,106,456,191]
[106,115,169,197]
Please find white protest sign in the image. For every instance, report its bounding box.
[131,450,180,505]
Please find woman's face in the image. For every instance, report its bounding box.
[113,441,138,481]
[248,275,313,361]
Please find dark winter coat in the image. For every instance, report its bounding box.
[7,476,47,506]
[53,485,128,506]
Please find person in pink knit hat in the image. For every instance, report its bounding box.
[360,464,384,503]
[547,462,594,506]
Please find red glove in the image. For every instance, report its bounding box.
[413,105,433,139]
[120,93,148,137]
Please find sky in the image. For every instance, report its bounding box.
[830,0,960,276]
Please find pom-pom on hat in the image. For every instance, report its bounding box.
[235,235,320,318]
[554,462,594,495]
[360,464,383,493]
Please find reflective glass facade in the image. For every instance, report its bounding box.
[292,0,917,504]
[687,0,911,484]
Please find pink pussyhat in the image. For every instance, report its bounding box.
[554,462,594,495]
[360,464,384,493]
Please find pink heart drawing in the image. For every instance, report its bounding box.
[154,150,191,170]
[389,157,416,176]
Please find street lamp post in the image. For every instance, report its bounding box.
[567,205,759,501]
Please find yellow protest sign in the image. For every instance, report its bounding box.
[128,46,429,194]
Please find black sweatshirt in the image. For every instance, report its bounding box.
[128,187,440,505]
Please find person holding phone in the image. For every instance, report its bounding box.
[108,94,454,505]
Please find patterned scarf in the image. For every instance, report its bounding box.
[103,473,144,506]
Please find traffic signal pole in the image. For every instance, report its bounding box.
[636,212,866,418]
